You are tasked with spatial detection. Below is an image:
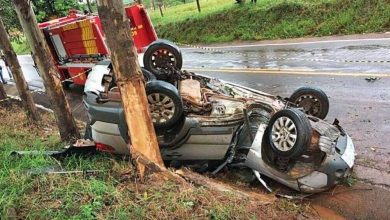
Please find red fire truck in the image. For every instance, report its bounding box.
[38,3,182,87]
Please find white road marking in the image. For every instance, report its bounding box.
[182,38,390,49]
[186,68,390,77]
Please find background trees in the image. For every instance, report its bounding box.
[13,0,80,141]
[0,0,83,37]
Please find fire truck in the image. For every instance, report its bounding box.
[38,3,182,87]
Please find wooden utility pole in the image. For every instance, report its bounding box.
[196,0,201,12]
[0,18,40,121]
[97,0,164,178]
[13,0,80,141]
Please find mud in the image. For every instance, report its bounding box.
[311,205,345,220]
[311,183,390,219]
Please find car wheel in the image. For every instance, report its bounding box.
[289,87,329,119]
[141,67,156,81]
[143,40,183,78]
[267,108,312,159]
[146,80,183,129]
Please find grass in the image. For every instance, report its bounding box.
[11,38,31,55]
[150,0,390,44]
[0,101,314,219]
[149,0,234,26]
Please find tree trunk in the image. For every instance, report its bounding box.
[13,0,80,141]
[158,2,164,17]
[86,0,93,13]
[196,0,201,12]
[0,82,6,100]
[97,0,164,178]
[0,18,40,121]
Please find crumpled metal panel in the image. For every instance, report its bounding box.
[310,119,340,141]
[180,79,202,104]
[319,136,336,155]
[208,96,245,116]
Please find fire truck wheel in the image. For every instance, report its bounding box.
[146,80,183,129]
[143,40,183,77]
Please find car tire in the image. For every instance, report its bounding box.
[143,40,183,78]
[289,87,329,119]
[267,108,312,159]
[141,67,156,81]
[146,80,183,129]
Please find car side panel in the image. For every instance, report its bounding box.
[91,121,129,154]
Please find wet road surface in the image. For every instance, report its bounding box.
[182,34,390,73]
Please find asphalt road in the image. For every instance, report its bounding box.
[182,33,390,73]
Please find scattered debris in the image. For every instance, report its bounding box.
[365,77,380,82]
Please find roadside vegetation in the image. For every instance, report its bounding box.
[11,38,31,55]
[0,101,315,219]
[151,0,390,43]
[10,0,390,54]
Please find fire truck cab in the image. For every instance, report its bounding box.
[38,3,182,87]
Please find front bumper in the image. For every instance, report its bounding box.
[298,134,355,193]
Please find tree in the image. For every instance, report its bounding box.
[0,82,6,100]
[86,0,93,13]
[13,0,80,141]
[0,0,22,36]
[0,0,82,35]
[97,0,164,178]
[196,0,200,12]
[0,18,40,121]
[31,0,82,22]
[158,1,164,17]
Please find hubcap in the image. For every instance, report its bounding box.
[295,95,321,116]
[151,49,176,70]
[147,93,175,124]
[271,116,297,151]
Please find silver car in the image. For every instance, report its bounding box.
[83,61,355,193]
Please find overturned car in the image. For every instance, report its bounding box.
[83,60,355,193]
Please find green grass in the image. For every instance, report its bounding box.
[150,0,390,44]
[11,38,31,55]
[149,0,234,26]
[0,102,312,219]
